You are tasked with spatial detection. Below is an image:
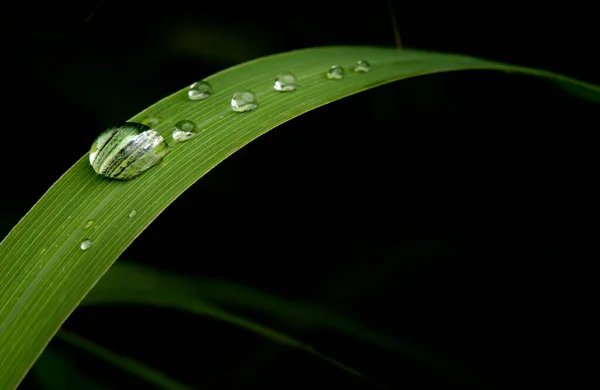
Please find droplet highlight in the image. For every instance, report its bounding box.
[326,65,344,80]
[172,120,199,142]
[274,72,298,92]
[80,239,93,251]
[188,81,213,100]
[129,210,137,218]
[84,220,94,229]
[231,91,258,112]
[353,60,370,73]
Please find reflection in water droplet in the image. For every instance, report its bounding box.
[84,220,94,229]
[172,120,199,142]
[89,122,170,180]
[353,60,370,73]
[80,239,93,251]
[231,91,258,112]
[326,65,344,80]
[188,81,213,100]
[274,72,298,92]
[129,210,137,218]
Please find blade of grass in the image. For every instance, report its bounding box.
[1,45,599,389]
[83,262,459,378]
[79,266,389,388]
[33,347,109,390]
[53,330,195,390]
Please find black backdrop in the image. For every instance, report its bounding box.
[2,0,595,388]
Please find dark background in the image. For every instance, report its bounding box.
[2,0,595,388]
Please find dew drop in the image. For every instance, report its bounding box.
[188,81,213,100]
[129,210,137,218]
[326,65,344,80]
[274,72,298,92]
[172,120,198,142]
[231,90,258,112]
[84,220,94,229]
[353,60,370,73]
[89,122,169,180]
[143,115,161,127]
[80,239,93,251]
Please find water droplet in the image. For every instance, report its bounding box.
[274,72,298,92]
[84,220,94,229]
[172,120,199,142]
[326,65,344,80]
[142,115,161,127]
[188,81,213,100]
[219,115,224,119]
[80,239,93,251]
[89,122,169,180]
[129,210,137,218]
[231,91,257,112]
[353,60,370,73]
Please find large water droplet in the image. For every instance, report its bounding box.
[80,239,93,251]
[89,122,169,180]
[326,65,344,80]
[231,91,258,112]
[129,210,137,218]
[353,60,370,73]
[188,81,213,100]
[172,120,198,142]
[84,220,94,229]
[274,72,298,92]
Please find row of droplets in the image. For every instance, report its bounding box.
[173,60,371,143]
[83,60,371,250]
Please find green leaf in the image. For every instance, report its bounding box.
[53,331,195,390]
[1,45,599,389]
[80,262,386,388]
[83,262,453,374]
[33,347,109,390]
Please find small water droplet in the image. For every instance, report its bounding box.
[172,120,198,142]
[40,248,47,255]
[274,72,298,92]
[188,81,213,100]
[219,115,224,119]
[80,239,93,251]
[142,114,161,127]
[231,90,257,112]
[84,220,94,229]
[353,60,370,73]
[129,210,137,218]
[326,65,344,80]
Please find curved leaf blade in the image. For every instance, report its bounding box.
[83,262,478,384]
[1,45,599,389]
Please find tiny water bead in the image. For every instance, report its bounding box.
[326,65,344,80]
[188,81,213,100]
[80,239,93,251]
[129,210,137,218]
[274,72,298,92]
[354,60,370,73]
[143,115,161,127]
[172,120,199,142]
[231,90,258,112]
[89,122,169,180]
[84,220,94,229]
